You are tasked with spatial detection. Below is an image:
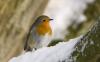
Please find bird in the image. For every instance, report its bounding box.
[24,15,53,51]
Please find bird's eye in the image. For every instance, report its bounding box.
[43,20,46,22]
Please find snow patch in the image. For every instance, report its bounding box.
[44,0,94,39]
[9,36,82,62]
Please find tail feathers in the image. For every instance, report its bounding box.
[24,43,32,51]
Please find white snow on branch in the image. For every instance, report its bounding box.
[9,36,82,62]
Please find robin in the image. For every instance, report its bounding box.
[24,15,53,51]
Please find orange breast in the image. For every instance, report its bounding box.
[36,22,52,36]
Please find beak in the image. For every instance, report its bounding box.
[49,19,53,21]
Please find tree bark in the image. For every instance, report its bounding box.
[71,17,100,62]
[0,0,48,62]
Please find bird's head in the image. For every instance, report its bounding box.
[35,15,53,36]
[35,15,53,25]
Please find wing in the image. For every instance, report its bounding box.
[24,21,37,51]
[24,18,42,51]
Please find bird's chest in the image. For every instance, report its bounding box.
[35,23,52,36]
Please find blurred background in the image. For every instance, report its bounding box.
[0,0,100,62]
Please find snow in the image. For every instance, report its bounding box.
[80,40,88,56]
[9,36,82,62]
[44,0,94,39]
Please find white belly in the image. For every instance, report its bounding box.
[30,30,52,49]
